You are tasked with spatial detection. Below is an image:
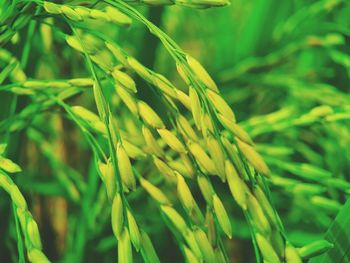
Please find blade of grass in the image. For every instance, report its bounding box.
[309,198,350,262]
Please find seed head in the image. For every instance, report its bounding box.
[206,135,226,181]
[197,175,215,205]
[153,156,175,178]
[27,249,50,263]
[183,231,203,261]
[193,227,216,263]
[117,143,136,191]
[206,89,235,121]
[237,138,270,176]
[218,114,252,145]
[157,128,186,153]
[138,101,165,129]
[105,42,128,65]
[188,142,216,175]
[0,157,22,173]
[116,86,139,115]
[43,1,61,14]
[213,194,232,239]
[139,178,170,205]
[27,218,42,248]
[247,193,271,236]
[104,159,116,201]
[161,205,188,234]
[255,233,280,263]
[183,246,199,263]
[152,74,177,98]
[112,68,137,93]
[127,210,141,251]
[90,9,110,22]
[177,115,198,142]
[118,228,133,263]
[111,194,124,238]
[61,6,83,22]
[122,140,146,160]
[186,55,218,92]
[225,160,247,210]
[177,173,195,212]
[105,6,132,25]
[127,57,153,81]
[253,185,278,225]
[10,185,27,209]
[189,87,202,130]
[142,126,164,157]
[175,89,191,111]
[285,244,302,263]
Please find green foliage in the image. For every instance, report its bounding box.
[1,0,350,262]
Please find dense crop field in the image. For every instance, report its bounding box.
[1,0,350,262]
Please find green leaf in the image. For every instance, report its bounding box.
[0,143,6,155]
[309,198,350,262]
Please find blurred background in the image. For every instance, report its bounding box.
[1,0,350,262]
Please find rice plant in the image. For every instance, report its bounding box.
[1,0,350,262]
